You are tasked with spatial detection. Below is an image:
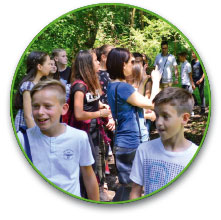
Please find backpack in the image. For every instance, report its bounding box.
[19,126,32,162]
[62,80,91,133]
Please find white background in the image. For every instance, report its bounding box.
[1,0,220,219]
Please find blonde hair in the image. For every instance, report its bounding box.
[30,79,66,104]
[52,48,66,57]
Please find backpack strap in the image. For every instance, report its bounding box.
[135,107,142,143]
[114,83,121,144]
[19,126,32,162]
[71,80,88,91]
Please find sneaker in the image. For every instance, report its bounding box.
[191,111,194,117]
[105,163,110,175]
[108,145,113,156]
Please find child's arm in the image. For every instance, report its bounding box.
[144,110,156,121]
[196,73,205,85]
[130,182,143,200]
[23,91,35,128]
[174,65,179,84]
[189,72,195,90]
[74,91,111,120]
[127,69,161,109]
[80,166,99,201]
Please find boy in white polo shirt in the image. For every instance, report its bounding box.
[179,51,195,93]
[130,87,198,199]
[17,79,99,200]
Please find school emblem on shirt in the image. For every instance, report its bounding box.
[63,149,74,160]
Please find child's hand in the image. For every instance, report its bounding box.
[196,80,201,85]
[149,111,156,121]
[100,108,111,118]
[144,110,156,121]
[106,117,115,131]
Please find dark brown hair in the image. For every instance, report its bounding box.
[70,49,101,94]
[14,51,49,109]
[95,45,113,61]
[153,87,194,115]
[106,48,131,80]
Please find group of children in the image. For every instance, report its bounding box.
[14,45,200,202]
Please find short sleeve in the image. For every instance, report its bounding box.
[130,147,144,186]
[118,83,135,102]
[172,55,177,66]
[17,131,25,151]
[79,132,94,166]
[187,63,192,74]
[19,81,35,94]
[71,82,87,96]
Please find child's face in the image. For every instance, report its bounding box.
[192,52,197,59]
[179,55,185,63]
[154,103,185,141]
[38,55,51,76]
[92,53,100,73]
[56,51,68,65]
[50,59,57,74]
[32,88,68,136]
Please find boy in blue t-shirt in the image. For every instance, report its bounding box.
[17,79,99,200]
[130,87,198,198]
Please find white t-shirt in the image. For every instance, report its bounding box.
[17,125,94,197]
[130,138,198,195]
[181,60,192,85]
[154,54,177,83]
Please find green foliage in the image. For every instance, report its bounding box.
[12,4,209,109]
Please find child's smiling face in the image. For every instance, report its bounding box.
[32,88,68,136]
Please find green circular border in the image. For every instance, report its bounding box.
[10,2,211,205]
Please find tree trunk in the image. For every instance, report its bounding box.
[131,8,136,28]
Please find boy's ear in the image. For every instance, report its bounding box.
[182,112,190,125]
[61,103,69,115]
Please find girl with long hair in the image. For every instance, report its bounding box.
[63,49,112,201]
[14,51,51,132]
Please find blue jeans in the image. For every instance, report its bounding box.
[114,146,137,184]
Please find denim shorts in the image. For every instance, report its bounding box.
[114,146,137,184]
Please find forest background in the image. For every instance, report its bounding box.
[11,4,210,115]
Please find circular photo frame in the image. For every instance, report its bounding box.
[10,3,211,204]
